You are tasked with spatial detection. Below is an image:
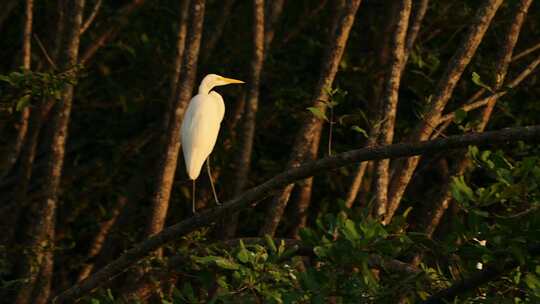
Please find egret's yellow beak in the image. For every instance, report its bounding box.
[220,77,245,84]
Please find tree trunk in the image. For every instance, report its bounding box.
[223,0,265,238]
[259,0,362,237]
[384,0,504,224]
[200,0,235,64]
[373,0,411,217]
[165,0,191,130]
[416,0,533,253]
[145,0,206,250]
[15,1,85,303]
[0,0,34,180]
[289,131,321,238]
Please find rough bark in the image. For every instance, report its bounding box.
[264,0,285,52]
[403,0,429,64]
[53,125,540,303]
[15,1,85,303]
[289,133,321,238]
[373,0,411,217]
[223,0,265,238]
[384,0,504,224]
[163,0,191,134]
[259,0,362,237]
[145,0,206,245]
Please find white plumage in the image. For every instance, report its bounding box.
[181,91,224,179]
[180,74,244,212]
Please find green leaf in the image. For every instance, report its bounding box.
[471,209,489,217]
[214,257,240,270]
[342,219,360,241]
[471,72,493,92]
[264,234,278,253]
[453,108,467,124]
[307,107,328,121]
[182,282,197,302]
[236,244,250,263]
[351,125,368,138]
[0,74,13,85]
[16,95,31,111]
[524,273,540,290]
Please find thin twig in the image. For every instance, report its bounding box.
[33,34,58,70]
[511,41,540,62]
[80,0,102,34]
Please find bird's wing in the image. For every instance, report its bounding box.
[209,91,225,123]
[180,94,223,180]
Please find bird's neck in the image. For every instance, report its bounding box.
[198,82,213,95]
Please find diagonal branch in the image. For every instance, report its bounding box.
[260,0,362,237]
[79,0,146,65]
[80,0,102,34]
[384,0,504,224]
[512,41,540,62]
[53,125,540,303]
[435,52,540,132]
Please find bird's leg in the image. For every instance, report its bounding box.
[192,179,196,214]
[206,157,220,205]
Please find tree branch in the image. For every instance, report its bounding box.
[53,125,540,303]
[80,0,102,34]
[385,0,505,224]
[420,244,540,304]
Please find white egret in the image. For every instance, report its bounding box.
[181,74,244,213]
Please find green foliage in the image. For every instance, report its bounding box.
[0,67,79,111]
[448,145,540,303]
[471,72,494,93]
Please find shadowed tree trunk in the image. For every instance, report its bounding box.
[200,0,235,64]
[80,0,146,65]
[259,0,362,237]
[0,0,35,249]
[77,196,128,282]
[264,0,285,52]
[281,0,329,45]
[0,0,18,32]
[384,0,504,224]
[15,1,85,303]
[145,0,206,253]
[223,0,265,238]
[0,0,34,180]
